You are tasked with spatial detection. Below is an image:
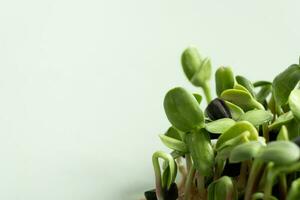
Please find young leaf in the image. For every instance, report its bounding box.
[207,176,237,200]
[272,64,300,106]
[205,118,236,134]
[164,87,204,132]
[159,134,188,153]
[165,127,183,141]
[256,141,300,165]
[216,121,259,149]
[287,178,300,200]
[229,141,263,163]
[193,93,202,104]
[253,80,272,87]
[181,47,202,81]
[277,125,289,141]
[256,84,272,103]
[268,111,294,130]
[236,75,256,98]
[224,101,244,120]
[215,66,235,96]
[233,83,250,94]
[216,131,250,160]
[221,89,264,111]
[185,129,214,176]
[238,110,273,126]
[181,47,212,87]
[289,88,300,122]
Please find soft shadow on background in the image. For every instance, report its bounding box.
[0,0,300,199]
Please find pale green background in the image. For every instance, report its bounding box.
[0,0,299,199]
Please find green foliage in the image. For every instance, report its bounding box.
[147,47,300,200]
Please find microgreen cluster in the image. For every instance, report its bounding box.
[144,47,300,200]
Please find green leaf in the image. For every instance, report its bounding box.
[238,110,273,126]
[233,83,250,94]
[164,87,205,132]
[287,178,300,200]
[256,141,300,165]
[253,80,272,87]
[229,141,263,163]
[181,47,202,80]
[193,93,202,104]
[159,134,188,153]
[268,111,294,130]
[207,176,237,200]
[221,89,264,111]
[216,121,259,149]
[236,75,256,98]
[277,125,289,141]
[289,88,300,122]
[215,66,235,97]
[190,57,212,87]
[224,101,244,120]
[256,84,272,103]
[286,118,300,140]
[186,129,214,176]
[205,118,236,134]
[272,64,300,106]
[216,131,250,160]
[165,127,183,141]
[181,47,212,87]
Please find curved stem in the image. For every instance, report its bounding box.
[152,151,176,200]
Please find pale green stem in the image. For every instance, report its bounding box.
[262,124,269,143]
[264,162,300,200]
[184,165,196,200]
[202,82,212,103]
[244,159,265,200]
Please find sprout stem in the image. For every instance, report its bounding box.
[244,159,265,200]
[184,165,196,200]
[202,82,212,103]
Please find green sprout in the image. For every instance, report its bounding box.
[144,46,300,200]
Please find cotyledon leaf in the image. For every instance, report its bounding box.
[164,87,205,132]
[224,101,244,120]
[289,88,300,122]
[216,121,259,149]
[272,64,300,106]
[236,75,256,98]
[238,110,273,126]
[159,134,188,153]
[215,66,235,97]
[287,178,300,200]
[207,176,237,200]
[216,131,250,160]
[186,128,214,176]
[277,125,289,141]
[221,89,264,111]
[268,111,294,130]
[255,141,300,165]
[205,118,236,134]
[193,93,202,104]
[229,141,264,163]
